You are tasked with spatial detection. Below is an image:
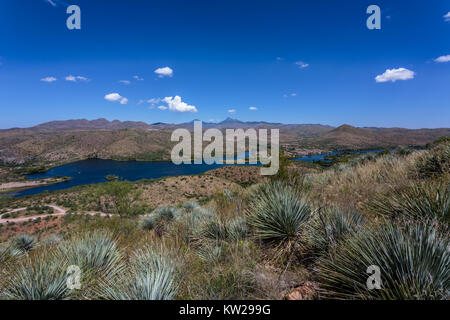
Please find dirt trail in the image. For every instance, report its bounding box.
[0,205,111,224]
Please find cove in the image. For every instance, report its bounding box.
[12,159,252,197]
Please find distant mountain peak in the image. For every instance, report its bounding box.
[219,117,243,124]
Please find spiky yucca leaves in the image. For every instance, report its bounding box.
[171,207,216,243]
[195,213,249,243]
[0,243,22,266]
[246,181,312,246]
[318,222,449,299]
[140,206,180,231]
[182,201,199,211]
[58,231,124,283]
[12,234,37,253]
[368,181,449,223]
[306,208,366,257]
[96,247,179,300]
[1,250,71,300]
[415,140,450,178]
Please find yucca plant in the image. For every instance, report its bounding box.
[197,243,223,264]
[246,181,312,246]
[57,231,124,282]
[12,234,37,253]
[96,247,179,300]
[182,201,199,212]
[140,206,180,231]
[317,221,449,299]
[227,217,249,242]
[1,250,71,300]
[306,207,366,257]
[0,243,22,266]
[367,181,449,223]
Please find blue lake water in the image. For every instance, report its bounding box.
[7,149,385,197]
[12,159,251,197]
[293,149,384,162]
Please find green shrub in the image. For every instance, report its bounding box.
[96,248,178,300]
[368,181,449,223]
[416,141,450,178]
[58,231,124,281]
[306,208,366,256]
[1,251,71,300]
[317,222,449,299]
[12,234,37,253]
[140,206,180,231]
[246,181,312,244]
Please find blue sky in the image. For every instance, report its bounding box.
[0,0,449,129]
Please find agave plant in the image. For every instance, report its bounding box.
[368,181,449,223]
[12,234,37,253]
[57,231,124,281]
[318,221,449,299]
[96,247,179,300]
[1,250,71,300]
[306,207,366,256]
[246,181,312,244]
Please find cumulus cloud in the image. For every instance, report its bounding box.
[162,96,197,112]
[105,93,128,104]
[434,55,450,63]
[375,68,415,83]
[228,109,236,114]
[133,75,144,81]
[41,76,57,82]
[249,106,258,110]
[295,61,309,68]
[283,93,297,98]
[444,12,450,22]
[157,106,168,110]
[119,80,131,85]
[65,75,90,82]
[154,67,173,78]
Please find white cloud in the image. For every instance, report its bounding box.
[162,96,197,112]
[283,93,297,98]
[119,80,131,85]
[154,67,173,78]
[65,75,90,82]
[375,68,415,83]
[105,93,128,104]
[147,98,162,104]
[295,61,309,68]
[249,106,258,111]
[133,75,144,81]
[41,76,57,82]
[434,55,450,63]
[276,57,284,61]
[157,106,168,110]
[444,12,450,22]
[228,109,236,114]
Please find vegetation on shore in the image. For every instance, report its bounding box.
[0,138,448,300]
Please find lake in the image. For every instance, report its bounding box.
[9,149,385,197]
[294,149,384,162]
